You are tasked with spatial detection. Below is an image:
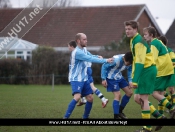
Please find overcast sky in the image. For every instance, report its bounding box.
[10,0,175,34]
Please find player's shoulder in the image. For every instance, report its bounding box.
[74,47,84,53]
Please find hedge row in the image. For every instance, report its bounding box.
[0,46,128,84]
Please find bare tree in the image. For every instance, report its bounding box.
[0,0,12,8]
[29,0,80,8]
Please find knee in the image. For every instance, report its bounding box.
[134,98,140,104]
[139,98,145,109]
[114,96,120,101]
[119,94,121,100]
[74,94,81,101]
[86,94,94,102]
[134,95,140,105]
[126,90,133,97]
[169,87,175,93]
[113,91,121,101]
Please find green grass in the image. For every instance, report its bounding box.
[0,84,174,132]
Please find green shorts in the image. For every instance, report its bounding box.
[166,71,175,87]
[134,65,157,94]
[154,73,175,91]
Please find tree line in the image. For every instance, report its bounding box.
[0,40,130,85]
[0,46,69,84]
[0,33,130,85]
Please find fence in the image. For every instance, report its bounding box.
[0,74,67,85]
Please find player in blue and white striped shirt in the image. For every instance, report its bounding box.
[101,52,133,119]
[68,43,109,108]
[64,33,113,119]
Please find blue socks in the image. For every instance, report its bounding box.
[120,94,130,108]
[94,89,101,96]
[113,100,119,114]
[83,101,93,119]
[64,99,77,118]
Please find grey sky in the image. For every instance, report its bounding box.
[10,0,175,34]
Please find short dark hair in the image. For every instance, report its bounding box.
[68,40,76,48]
[158,35,168,45]
[124,20,139,30]
[124,51,133,64]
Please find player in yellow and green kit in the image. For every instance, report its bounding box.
[124,20,157,132]
[143,27,175,121]
[158,36,175,110]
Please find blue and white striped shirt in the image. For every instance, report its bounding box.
[83,47,96,67]
[101,54,132,82]
[69,46,107,82]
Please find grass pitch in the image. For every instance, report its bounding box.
[0,84,174,132]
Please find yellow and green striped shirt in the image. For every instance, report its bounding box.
[167,47,175,63]
[150,38,174,77]
[130,33,155,85]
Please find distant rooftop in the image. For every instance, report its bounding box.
[0,37,38,51]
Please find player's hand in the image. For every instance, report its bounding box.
[132,85,138,89]
[98,55,103,59]
[102,80,107,88]
[128,82,133,89]
[130,82,138,89]
[106,58,113,63]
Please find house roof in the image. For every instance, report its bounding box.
[165,19,175,49]
[0,5,162,47]
[0,37,38,51]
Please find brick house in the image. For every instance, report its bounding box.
[165,19,175,50]
[0,5,163,51]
